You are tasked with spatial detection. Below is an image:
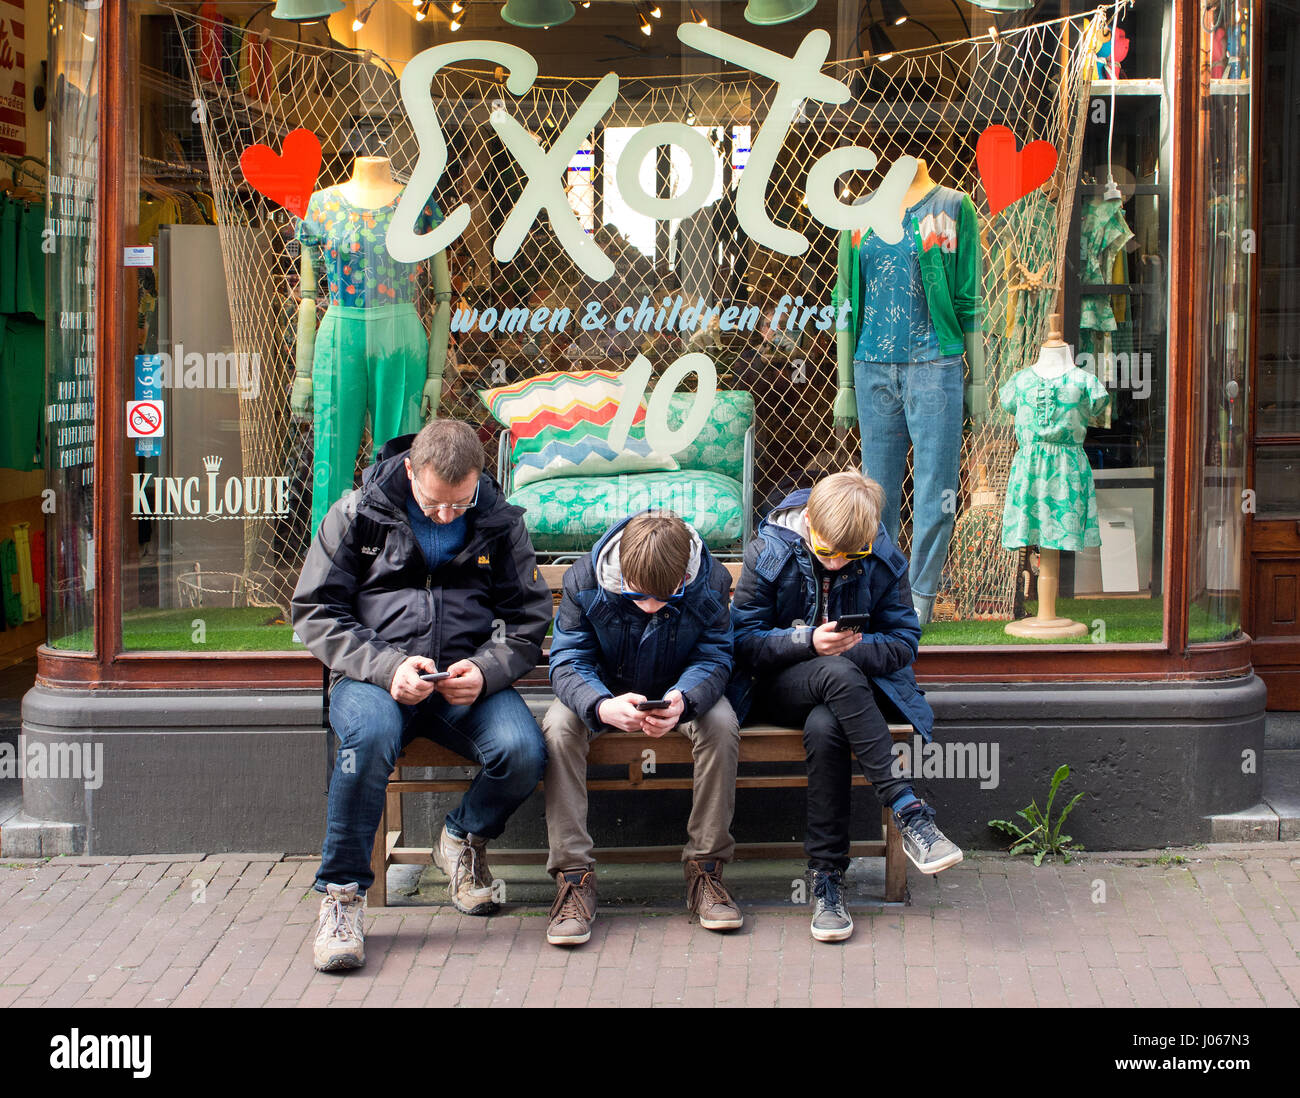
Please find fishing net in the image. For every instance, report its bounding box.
[166,6,1106,618]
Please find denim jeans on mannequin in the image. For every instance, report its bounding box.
[315,678,547,895]
[854,354,964,624]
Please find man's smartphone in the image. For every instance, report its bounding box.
[832,614,871,633]
[636,698,671,711]
[419,671,452,682]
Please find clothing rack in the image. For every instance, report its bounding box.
[140,153,206,181]
[0,155,46,190]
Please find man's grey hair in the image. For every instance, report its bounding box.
[408,419,485,483]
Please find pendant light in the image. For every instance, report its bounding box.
[500,0,576,27]
[271,0,344,21]
[351,1,377,32]
[744,0,817,26]
[968,0,1034,10]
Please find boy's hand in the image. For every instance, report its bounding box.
[813,621,861,656]
[598,693,648,732]
[640,690,684,738]
[390,655,440,703]
[437,659,484,705]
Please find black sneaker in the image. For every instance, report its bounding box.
[810,869,854,942]
[894,799,964,874]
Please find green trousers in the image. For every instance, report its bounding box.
[311,303,427,536]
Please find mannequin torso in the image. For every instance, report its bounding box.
[900,159,937,220]
[338,156,404,209]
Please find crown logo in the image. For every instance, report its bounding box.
[203,456,222,474]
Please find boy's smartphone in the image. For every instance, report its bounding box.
[419,671,452,682]
[832,614,871,633]
[636,698,672,711]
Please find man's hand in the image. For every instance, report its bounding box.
[437,659,485,706]
[597,693,649,733]
[813,621,861,657]
[640,689,685,738]
[390,655,440,704]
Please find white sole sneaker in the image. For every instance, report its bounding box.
[698,912,745,931]
[810,920,854,943]
[909,848,964,875]
[547,927,592,946]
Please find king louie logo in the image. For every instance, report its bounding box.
[131,455,291,520]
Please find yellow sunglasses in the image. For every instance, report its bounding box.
[808,525,873,561]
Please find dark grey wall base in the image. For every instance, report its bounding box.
[14,675,1267,857]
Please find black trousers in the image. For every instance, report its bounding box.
[758,655,914,872]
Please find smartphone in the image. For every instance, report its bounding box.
[419,671,452,682]
[833,614,871,633]
[636,698,671,711]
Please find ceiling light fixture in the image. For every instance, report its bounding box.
[352,0,377,31]
[415,0,430,20]
[638,10,652,35]
[690,7,707,25]
[879,0,909,26]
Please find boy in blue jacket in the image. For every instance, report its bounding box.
[731,471,962,942]
[544,509,741,946]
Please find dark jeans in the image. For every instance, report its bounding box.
[759,655,914,873]
[315,678,547,895]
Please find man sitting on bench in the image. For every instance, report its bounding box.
[730,471,962,944]
[292,418,551,972]
[543,509,742,946]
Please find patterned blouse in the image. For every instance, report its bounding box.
[296,186,442,308]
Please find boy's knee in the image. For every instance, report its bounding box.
[693,698,740,746]
[811,655,870,689]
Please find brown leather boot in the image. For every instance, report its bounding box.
[547,868,597,946]
[685,859,743,931]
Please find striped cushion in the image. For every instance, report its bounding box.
[479,368,678,489]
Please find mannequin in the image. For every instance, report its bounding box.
[292,155,452,535]
[1000,313,1111,638]
[833,158,986,625]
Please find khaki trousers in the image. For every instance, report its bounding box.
[542,697,740,875]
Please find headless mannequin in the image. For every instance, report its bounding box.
[1004,313,1089,639]
[899,157,936,218]
[291,155,453,423]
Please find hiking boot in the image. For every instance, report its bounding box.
[685,859,743,931]
[313,882,366,972]
[432,825,499,915]
[810,868,853,943]
[547,868,598,946]
[894,799,964,874]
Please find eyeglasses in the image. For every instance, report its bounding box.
[808,525,873,561]
[621,576,687,603]
[409,475,479,516]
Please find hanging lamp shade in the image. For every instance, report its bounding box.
[744,0,817,25]
[968,0,1034,10]
[500,0,576,27]
[270,0,344,22]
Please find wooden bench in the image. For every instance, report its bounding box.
[352,559,911,908]
[367,721,912,908]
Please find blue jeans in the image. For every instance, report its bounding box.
[315,678,547,895]
[854,355,964,617]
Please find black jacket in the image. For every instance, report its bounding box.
[291,441,551,697]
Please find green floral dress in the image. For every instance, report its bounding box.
[999,365,1111,551]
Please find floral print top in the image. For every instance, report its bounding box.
[296,186,442,308]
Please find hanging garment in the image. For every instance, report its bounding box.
[0,196,17,314]
[15,201,45,319]
[0,318,44,471]
[1078,196,1133,336]
[12,523,38,622]
[309,303,428,537]
[999,362,1111,552]
[0,538,19,627]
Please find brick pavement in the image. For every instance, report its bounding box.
[0,844,1297,1008]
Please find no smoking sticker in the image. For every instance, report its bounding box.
[127,400,165,439]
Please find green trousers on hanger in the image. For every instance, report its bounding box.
[311,302,427,536]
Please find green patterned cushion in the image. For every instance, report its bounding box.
[510,469,744,552]
[665,390,753,481]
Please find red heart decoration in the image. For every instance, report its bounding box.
[239,129,322,219]
[976,125,1059,217]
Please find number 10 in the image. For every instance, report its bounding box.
[606,352,718,455]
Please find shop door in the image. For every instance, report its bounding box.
[1245,2,1300,707]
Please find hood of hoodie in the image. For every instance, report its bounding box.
[592,511,705,597]
[760,488,907,579]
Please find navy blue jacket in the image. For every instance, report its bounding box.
[728,489,935,740]
[548,513,734,733]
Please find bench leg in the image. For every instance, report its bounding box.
[883,806,907,903]
[369,770,396,910]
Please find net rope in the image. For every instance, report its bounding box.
[167,7,1105,618]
